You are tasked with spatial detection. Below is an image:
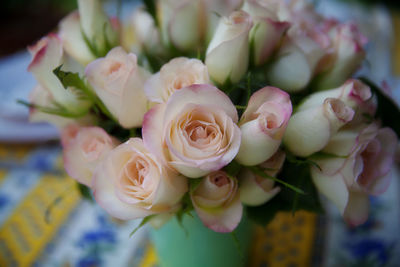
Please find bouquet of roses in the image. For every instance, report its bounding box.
[24,0,399,233]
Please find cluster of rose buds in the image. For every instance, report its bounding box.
[26,0,397,232]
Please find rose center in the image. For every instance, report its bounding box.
[211,174,230,187]
[108,62,122,75]
[82,138,105,160]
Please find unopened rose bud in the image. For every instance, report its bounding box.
[283,98,354,157]
[206,11,253,84]
[236,87,292,166]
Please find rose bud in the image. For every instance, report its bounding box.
[28,84,73,128]
[142,84,241,178]
[59,11,96,65]
[92,138,188,220]
[239,150,285,206]
[314,23,367,90]
[235,87,292,166]
[242,0,290,66]
[61,125,119,186]
[298,79,372,111]
[28,35,91,114]
[85,47,150,128]
[77,0,119,56]
[311,124,397,226]
[144,57,210,103]
[206,10,253,85]
[158,0,207,51]
[266,28,330,92]
[130,7,162,54]
[283,98,354,157]
[191,171,242,232]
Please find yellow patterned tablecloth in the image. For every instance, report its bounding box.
[0,143,320,267]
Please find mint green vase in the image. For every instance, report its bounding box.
[150,214,253,267]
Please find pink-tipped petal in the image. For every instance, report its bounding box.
[343,191,369,227]
[164,84,238,123]
[193,193,243,233]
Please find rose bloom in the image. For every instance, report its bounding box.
[311,123,397,226]
[236,86,292,166]
[144,57,210,103]
[314,22,367,90]
[28,34,91,113]
[191,171,242,232]
[142,84,241,178]
[242,0,290,66]
[85,47,150,128]
[61,124,119,186]
[239,150,285,206]
[92,138,188,220]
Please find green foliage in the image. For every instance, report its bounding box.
[223,160,242,177]
[17,99,88,118]
[53,65,116,121]
[53,65,87,91]
[247,160,324,226]
[97,119,135,143]
[76,183,93,202]
[359,77,400,136]
[130,215,156,237]
[247,165,305,195]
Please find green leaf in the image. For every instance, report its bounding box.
[53,65,116,121]
[223,160,242,177]
[189,178,203,193]
[53,65,86,90]
[247,160,324,226]
[76,183,93,202]
[130,215,155,237]
[17,100,88,118]
[230,231,245,263]
[248,166,305,194]
[285,151,322,171]
[359,77,400,136]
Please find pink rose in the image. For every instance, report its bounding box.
[311,124,397,226]
[61,124,119,186]
[142,84,241,178]
[235,86,292,166]
[242,0,290,66]
[85,47,150,128]
[144,57,210,103]
[191,171,242,232]
[92,138,188,220]
[28,34,91,113]
[239,150,285,206]
[284,98,355,157]
[314,23,367,90]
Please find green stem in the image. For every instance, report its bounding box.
[248,166,305,195]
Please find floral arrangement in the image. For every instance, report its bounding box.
[24,0,399,234]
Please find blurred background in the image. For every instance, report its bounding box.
[0,0,399,266]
